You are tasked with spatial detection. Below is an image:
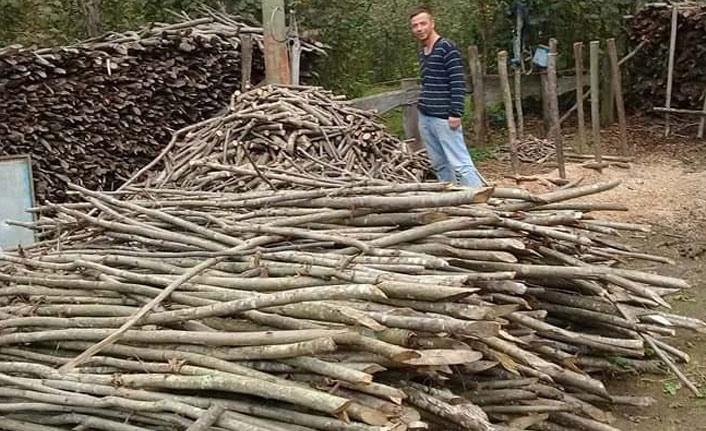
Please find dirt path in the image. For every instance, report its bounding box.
[477,121,706,430]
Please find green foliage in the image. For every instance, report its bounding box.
[294,0,639,94]
[608,356,633,370]
[645,345,657,359]
[379,108,405,139]
[0,0,639,96]
[0,0,261,47]
[469,146,496,163]
[663,382,680,396]
[486,103,507,129]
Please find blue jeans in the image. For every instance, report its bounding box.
[418,111,483,187]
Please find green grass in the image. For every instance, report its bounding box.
[379,108,405,139]
[469,146,497,162]
[358,83,401,98]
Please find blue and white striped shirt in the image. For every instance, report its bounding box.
[418,38,466,119]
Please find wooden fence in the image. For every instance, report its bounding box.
[347,37,646,180]
[350,72,584,151]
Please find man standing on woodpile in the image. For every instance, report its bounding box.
[410,6,484,187]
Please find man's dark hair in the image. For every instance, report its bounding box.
[409,6,433,20]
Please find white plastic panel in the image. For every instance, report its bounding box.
[0,155,36,251]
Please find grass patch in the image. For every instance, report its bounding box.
[379,108,405,139]
[469,146,497,162]
[357,82,402,98]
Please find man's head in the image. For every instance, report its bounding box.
[409,6,435,42]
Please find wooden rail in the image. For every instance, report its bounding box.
[350,73,584,115]
[349,73,585,146]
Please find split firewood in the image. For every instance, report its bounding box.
[627,3,706,113]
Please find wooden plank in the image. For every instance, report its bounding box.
[349,74,584,115]
[547,50,566,179]
[484,73,580,105]
[607,38,629,155]
[573,42,586,154]
[350,90,408,114]
[664,5,679,137]
[469,45,487,146]
[240,34,253,91]
[262,0,291,85]
[498,50,519,175]
[402,78,422,152]
[590,41,602,168]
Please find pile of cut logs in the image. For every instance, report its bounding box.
[0,7,326,203]
[627,2,706,112]
[1,176,700,431]
[138,84,432,191]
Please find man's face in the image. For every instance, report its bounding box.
[410,12,434,42]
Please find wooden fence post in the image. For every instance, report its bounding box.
[547,50,566,179]
[590,41,602,167]
[289,10,301,85]
[468,45,487,147]
[573,42,586,154]
[696,90,706,139]
[401,78,422,153]
[498,51,519,175]
[664,4,679,137]
[262,0,291,85]
[600,54,615,126]
[514,68,524,140]
[549,39,558,59]
[241,34,253,91]
[607,38,629,155]
[539,42,553,136]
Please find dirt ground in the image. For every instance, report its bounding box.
[477,118,706,430]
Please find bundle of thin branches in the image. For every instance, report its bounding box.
[0,179,700,431]
[139,85,432,191]
[497,136,557,164]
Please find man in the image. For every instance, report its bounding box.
[410,6,483,187]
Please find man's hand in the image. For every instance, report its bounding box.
[448,116,461,130]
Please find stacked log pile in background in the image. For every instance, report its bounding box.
[627,2,706,112]
[0,177,701,431]
[0,7,326,203]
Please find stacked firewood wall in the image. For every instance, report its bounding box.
[627,3,706,112]
[0,8,326,203]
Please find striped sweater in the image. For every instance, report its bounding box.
[417,38,466,119]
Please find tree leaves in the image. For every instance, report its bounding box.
[0,0,639,96]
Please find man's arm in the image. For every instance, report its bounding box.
[444,44,466,120]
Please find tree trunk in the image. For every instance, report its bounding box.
[82,0,102,38]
